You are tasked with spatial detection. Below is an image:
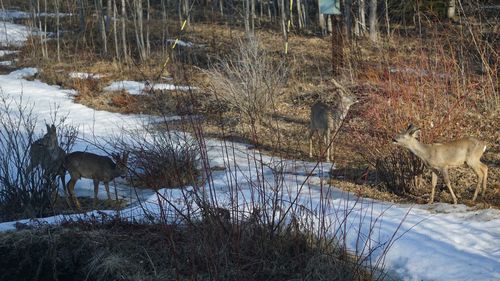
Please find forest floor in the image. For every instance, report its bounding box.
[15,19,498,209]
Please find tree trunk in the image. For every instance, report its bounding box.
[297,0,303,29]
[78,0,86,34]
[384,0,390,37]
[161,0,168,54]
[447,0,456,19]
[318,1,326,34]
[134,0,146,60]
[96,0,107,55]
[369,0,377,42]
[121,0,128,61]
[146,0,151,56]
[331,15,343,76]
[344,0,352,40]
[183,0,190,26]
[359,0,366,35]
[251,0,255,32]
[56,0,60,61]
[244,0,250,33]
[42,0,48,58]
[107,0,112,32]
[280,0,286,39]
[113,0,120,60]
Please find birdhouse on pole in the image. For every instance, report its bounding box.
[319,0,343,77]
[319,0,341,15]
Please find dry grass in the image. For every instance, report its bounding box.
[0,219,374,281]
[16,17,499,208]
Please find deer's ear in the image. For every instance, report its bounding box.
[410,128,421,138]
[46,124,51,132]
[50,124,56,133]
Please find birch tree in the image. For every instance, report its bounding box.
[121,0,128,61]
[369,0,378,42]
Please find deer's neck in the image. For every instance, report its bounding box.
[406,139,432,161]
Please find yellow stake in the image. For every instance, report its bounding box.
[172,39,179,49]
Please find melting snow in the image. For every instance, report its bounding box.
[69,72,106,79]
[0,15,498,281]
[104,80,196,95]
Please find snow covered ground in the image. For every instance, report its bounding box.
[104,80,196,95]
[0,21,33,46]
[0,19,499,281]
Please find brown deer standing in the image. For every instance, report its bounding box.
[309,80,357,162]
[64,151,129,209]
[28,124,66,193]
[392,124,488,204]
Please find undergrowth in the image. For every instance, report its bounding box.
[0,218,373,281]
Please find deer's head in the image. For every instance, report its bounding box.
[112,151,129,178]
[39,124,58,150]
[392,124,421,148]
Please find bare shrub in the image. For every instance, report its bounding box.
[0,220,373,281]
[351,41,484,198]
[119,124,200,190]
[0,96,76,222]
[204,36,287,124]
[71,77,103,102]
[376,151,424,195]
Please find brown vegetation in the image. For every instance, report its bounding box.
[7,1,499,209]
[0,219,373,281]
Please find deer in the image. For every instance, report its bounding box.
[392,124,488,204]
[309,79,357,162]
[27,124,66,194]
[64,151,129,209]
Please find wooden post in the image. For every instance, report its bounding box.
[331,15,343,77]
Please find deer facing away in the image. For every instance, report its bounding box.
[28,124,66,192]
[64,151,129,209]
[309,85,356,162]
[392,124,488,204]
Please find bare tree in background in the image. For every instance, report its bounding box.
[344,0,353,40]
[55,0,60,61]
[121,0,128,61]
[447,0,456,19]
[369,0,378,42]
[97,0,108,55]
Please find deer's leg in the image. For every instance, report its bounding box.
[93,179,100,207]
[442,169,457,204]
[470,163,484,202]
[481,163,488,197]
[430,172,437,204]
[67,178,80,209]
[470,162,488,201]
[104,182,112,200]
[59,170,67,197]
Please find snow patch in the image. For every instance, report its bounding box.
[8,67,38,78]
[69,72,105,79]
[165,39,195,47]
[0,49,18,57]
[104,80,196,95]
[0,21,33,46]
[0,10,72,20]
